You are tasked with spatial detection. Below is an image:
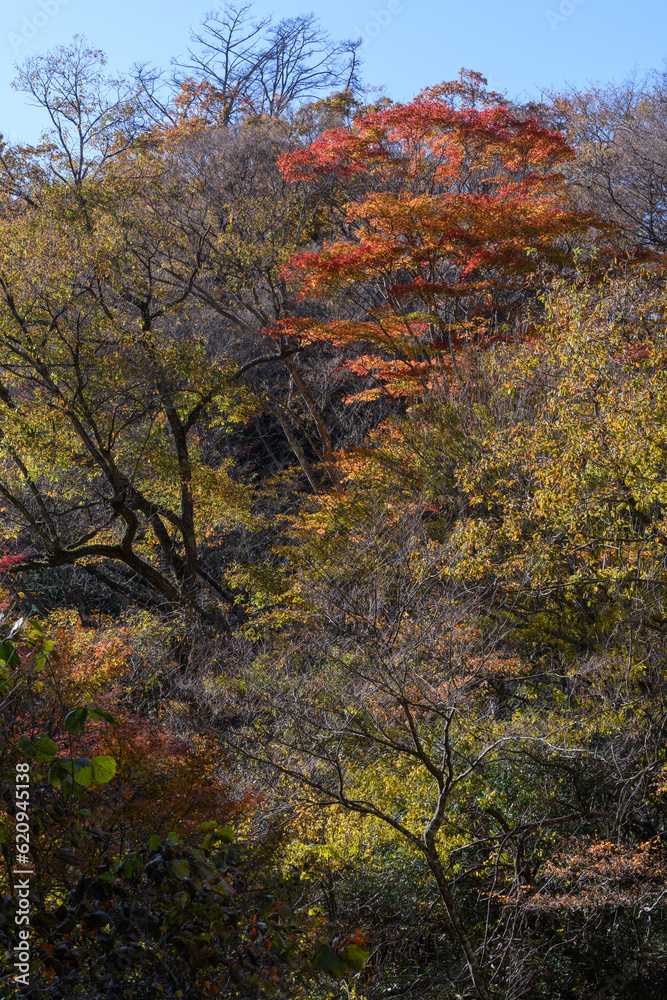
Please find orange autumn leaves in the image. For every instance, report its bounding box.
[270,75,603,400]
[38,615,249,843]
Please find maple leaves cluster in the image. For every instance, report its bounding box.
[268,75,605,402]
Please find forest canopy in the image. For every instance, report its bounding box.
[2,9,667,1000]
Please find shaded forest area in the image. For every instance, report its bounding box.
[2,5,667,997]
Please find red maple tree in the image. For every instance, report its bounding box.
[273,71,604,399]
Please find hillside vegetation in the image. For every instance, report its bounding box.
[2,14,667,999]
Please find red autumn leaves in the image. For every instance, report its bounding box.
[270,79,603,399]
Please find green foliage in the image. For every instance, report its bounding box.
[3,37,667,1000]
[2,825,312,997]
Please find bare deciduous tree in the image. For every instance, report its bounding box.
[175,3,362,123]
[550,71,667,249]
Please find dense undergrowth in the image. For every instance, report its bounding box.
[2,12,667,998]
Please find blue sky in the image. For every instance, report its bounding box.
[1,0,666,142]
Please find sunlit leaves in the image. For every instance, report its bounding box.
[275,74,605,400]
[19,732,59,762]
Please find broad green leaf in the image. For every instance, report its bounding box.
[60,777,85,803]
[48,762,70,787]
[193,857,217,882]
[0,641,19,667]
[170,858,190,880]
[22,733,59,762]
[90,756,116,784]
[341,944,370,970]
[64,707,88,733]
[87,706,115,724]
[123,855,140,879]
[212,878,234,897]
[314,943,346,978]
[71,759,94,787]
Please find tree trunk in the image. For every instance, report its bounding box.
[424,845,493,1000]
[268,403,320,494]
[282,360,342,489]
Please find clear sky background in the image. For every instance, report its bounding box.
[1,0,666,143]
